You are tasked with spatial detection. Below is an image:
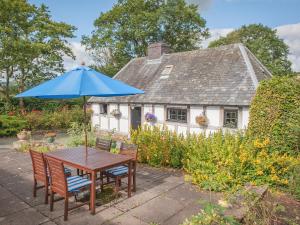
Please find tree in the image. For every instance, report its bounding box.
[0,0,76,109]
[82,0,209,76]
[209,24,293,76]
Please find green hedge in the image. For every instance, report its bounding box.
[248,76,300,155]
[0,115,28,137]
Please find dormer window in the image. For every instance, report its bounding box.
[161,65,173,75]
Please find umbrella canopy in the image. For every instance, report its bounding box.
[15,66,144,98]
[16,65,144,156]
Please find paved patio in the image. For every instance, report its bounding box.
[0,140,221,225]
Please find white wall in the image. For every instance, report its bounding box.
[206,106,221,127]
[93,103,251,135]
[242,107,249,129]
[154,105,164,122]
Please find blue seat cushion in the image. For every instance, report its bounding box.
[67,176,92,192]
[64,167,72,174]
[106,166,128,176]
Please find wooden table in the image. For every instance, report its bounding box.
[45,147,133,215]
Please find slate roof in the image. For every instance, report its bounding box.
[89,43,272,106]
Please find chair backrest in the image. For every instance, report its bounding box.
[120,143,138,161]
[96,137,112,152]
[29,150,47,183]
[45,157,67,196]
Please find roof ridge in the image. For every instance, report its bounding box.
[238,44,259,88]
[243,46,273,77]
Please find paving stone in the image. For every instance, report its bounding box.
[0,208,49,225]
[114,190,158,212]
[54,206,123,225]
[163,201,203,225]
[104,214,149,225]
[39,221,58,225]
[0,194,30,217]
[129,195,185,224]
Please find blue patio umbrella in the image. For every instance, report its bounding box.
[16,65,144,156]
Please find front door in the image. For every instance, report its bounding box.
[131,107,142,130]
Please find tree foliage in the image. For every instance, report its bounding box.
[248,76,300,155]
[82,0,209,76]
[0,0,76,103]
[209,24,293,76]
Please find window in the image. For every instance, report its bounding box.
[161,65,173,75]
[167,108,187,123]
[223,109,238,128]
[100,104,107,114]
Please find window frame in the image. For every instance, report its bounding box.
[100,104,108,115]
[223,109,238,128]
[167,108,187,123]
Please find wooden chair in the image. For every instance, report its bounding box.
[46,157,92,221]
[96,137,112,151]
[29,150,72,204]
[104,143,138,193]
[76,138,112,176]
[29,150,49,204]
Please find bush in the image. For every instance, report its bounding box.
[0,115,28,137]
[131,126,300,192]
[67,122,96,147]
[248,76,300,155]
[181,203,239,225]
[131,126,186,168]
[24,106,89,130]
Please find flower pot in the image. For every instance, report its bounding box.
[17,131,30,140]
[46,136,55,143]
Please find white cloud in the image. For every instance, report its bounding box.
[276,23,300,72]
[186,0,213,10]
[63,42,94,71]
[201,28,233,48]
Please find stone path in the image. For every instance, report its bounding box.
[0,140,220,225]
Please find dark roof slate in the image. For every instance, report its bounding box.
[89,43,271,106]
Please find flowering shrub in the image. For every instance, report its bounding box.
[130,126,300,192]
[195,115,208,126]
[131,125,186,168]
[24,106,89,130]
[145,112,156,123]
[110,109,122,117]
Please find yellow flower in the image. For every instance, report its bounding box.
[256,170,264,175]
[282,179,288,185]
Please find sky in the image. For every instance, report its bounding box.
[29,0,300,71]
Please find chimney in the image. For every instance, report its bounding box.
[147,42,170,60]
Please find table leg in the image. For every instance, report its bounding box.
[90,171,96,215]
[128,160,132,198]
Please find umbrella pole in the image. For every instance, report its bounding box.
[83,96,88,158]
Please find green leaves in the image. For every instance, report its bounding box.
[209,24,293,76]
[82,0,209,76]
[248,76,300,155]
[0,0,76,98]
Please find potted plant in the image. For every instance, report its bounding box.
[44,132,56,143]
[17,130,31,141]
[111,109,122,118]
[145,112,156,124]
[195,115,208,126]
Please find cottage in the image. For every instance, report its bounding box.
[89,43,271,136]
